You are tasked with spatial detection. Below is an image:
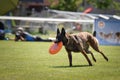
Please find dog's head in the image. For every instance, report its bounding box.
[55,28,68,45]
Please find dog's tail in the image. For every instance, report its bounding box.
[93,31,96,37]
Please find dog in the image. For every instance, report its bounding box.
[55,28,108,66]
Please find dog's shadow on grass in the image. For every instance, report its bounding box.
[51,65,90,68]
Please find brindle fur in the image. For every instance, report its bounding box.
[55,28,108,66]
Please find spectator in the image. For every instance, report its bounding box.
[15,27,52,42]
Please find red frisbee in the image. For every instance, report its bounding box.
[83,7,93,14]
[49,41,63,55]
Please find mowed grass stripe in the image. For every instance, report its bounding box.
[0,41,120,80]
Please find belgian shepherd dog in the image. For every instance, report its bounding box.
[55,28,108,66]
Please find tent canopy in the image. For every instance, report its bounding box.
[0,0,18,15]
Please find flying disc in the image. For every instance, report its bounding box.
[83,7,93,14]
[49,41,63,55]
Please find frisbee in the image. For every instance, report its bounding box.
[49,41,63,55]
[83,7,93,14]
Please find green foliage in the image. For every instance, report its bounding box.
[50,0,82,11]
[96,0,113,9]
[87,0,112,9]
[0,41,120,80]
[113,1,120,10]
[87,0,120,10]
[49,0,120,14]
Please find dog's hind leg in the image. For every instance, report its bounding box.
[84,43,96,62]
[86,50,96,62]
[97,50,108,61]
[90,51,96,62]
[78,41,92,66]
[89,38,108,61]
[81,50,93,66]
[90,44,108,61]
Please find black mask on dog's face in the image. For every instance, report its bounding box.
[55,28,62,43]
[55,28,67,45]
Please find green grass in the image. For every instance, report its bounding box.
[0,41,120,80]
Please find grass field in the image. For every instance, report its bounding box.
[0,40,120,80]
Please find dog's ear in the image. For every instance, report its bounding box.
[57,28,60,35]
[61,27,66,35]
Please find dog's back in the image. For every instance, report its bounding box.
[67,32,99,52]
[74,32,93,41]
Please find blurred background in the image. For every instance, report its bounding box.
[0,0,120,45]
[0,0,120,33]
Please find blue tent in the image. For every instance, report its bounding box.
[95,15,120,45]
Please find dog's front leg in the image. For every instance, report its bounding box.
[66,50,72,67]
